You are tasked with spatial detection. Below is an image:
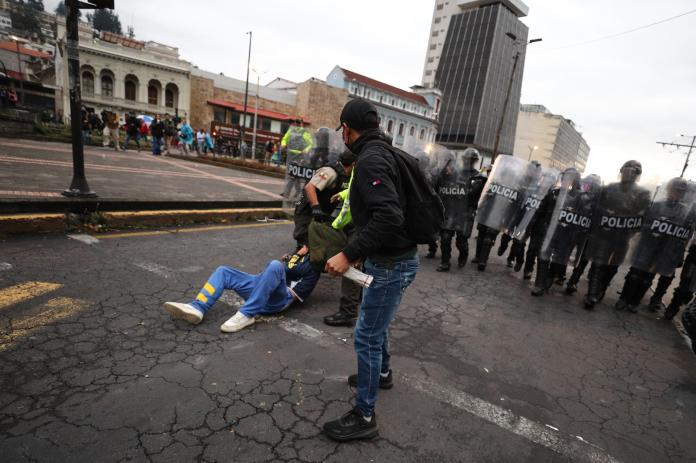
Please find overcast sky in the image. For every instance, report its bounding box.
[46,0,696,183]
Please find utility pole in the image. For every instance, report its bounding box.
[241,31,252,159]
[657,135,696,178]
[491,36,541,162]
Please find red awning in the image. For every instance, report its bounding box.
[207,99,309,124]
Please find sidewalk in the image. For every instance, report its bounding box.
[0,138,284,204]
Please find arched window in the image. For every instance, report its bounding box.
[100,74,113,97]
[147,79,161,106]
[387,120,393,134]
[419,129,425,140]
[165,83,178,108]
[124,74,139,101]
[398,123,404,136]
[409,126,415,136]
[81,71,94,97]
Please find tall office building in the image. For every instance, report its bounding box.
[425,1,529,163]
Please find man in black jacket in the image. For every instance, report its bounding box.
[150,115,164,156]
[322,99,419,442]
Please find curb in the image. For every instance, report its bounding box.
[166,154,286,179]
[0,199,283,214]
[0,208,290,236]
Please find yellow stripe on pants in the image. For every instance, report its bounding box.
[0,282,62,310]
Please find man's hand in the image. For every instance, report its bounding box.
[297,245,309,256]
[325,252,351,276]
[311,205,330,223]
[330,193,342,204]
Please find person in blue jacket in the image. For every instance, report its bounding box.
[178,118,194,155]
[163,247,320,332]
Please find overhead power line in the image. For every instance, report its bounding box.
[548,8,696,50]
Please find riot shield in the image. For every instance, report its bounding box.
[476,155,537,233]
[435,149,485,234]
[509,167,559,241]
[627,177,696,276]
[414,149,435,187]
[282,124,315,201]
[584,172,653,267]
[540,173,602,266]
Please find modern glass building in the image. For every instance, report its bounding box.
[434,1,529,163]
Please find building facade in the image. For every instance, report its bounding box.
[189,68,348,152]
[433,0,529,164]
[422,0,528,88]
[326,66,440,152]
[513,104,590,172]
[54,18,191,122]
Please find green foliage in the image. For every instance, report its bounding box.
[86,9,123,35]
[9,0,42,35]
[54,1,81,18]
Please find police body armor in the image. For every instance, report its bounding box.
[438,168,486,237]
[541,175,602,267]
[585,182,652,267]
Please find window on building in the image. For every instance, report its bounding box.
[230,112,240,125]
[387,120,393,134]
[81,71,94,97]
[213,108,226,122]
[434,17,441,24]
[259,117,272,131]
[436,3,443,10]
[425,70,432,76]
[124,76,138,101]
[431,30,439,37]
[428,57,434,63]
[409,126,415,136]
[100,75,113,97]
[398,123,404,136]
[419,129,425,140]
[147,84,159,105]
[165,83,178,108]
[429,44,437,50]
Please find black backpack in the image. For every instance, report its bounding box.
[367,140,445,244]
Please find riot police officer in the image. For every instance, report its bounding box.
[434,148,486,271]
[583,160,651,310]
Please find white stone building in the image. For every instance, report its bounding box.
[513,104,590,172]
[54,17,191,122]
[326,66,441,152]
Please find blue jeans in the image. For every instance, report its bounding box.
[354,256,419,417]
[190,261,293,317]
[123,132,140,150]
[152,136,163,155]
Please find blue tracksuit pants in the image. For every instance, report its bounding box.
[190,260,293,317]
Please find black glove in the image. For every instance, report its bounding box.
[311,205,329,222]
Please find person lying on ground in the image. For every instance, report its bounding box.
[163,247,320,332]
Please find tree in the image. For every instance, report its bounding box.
[87,9,122,35]
[26,0,44,11]
[54,1,81,19]
[9,1,41,36]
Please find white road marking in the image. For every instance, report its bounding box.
[403,376,620,463]
[67,234,100,245]
[0,263,12,271]
[276,317,620,463]
[133,262,174,279]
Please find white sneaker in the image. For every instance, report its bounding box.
[163,302,204,325]
[220,311,255,333]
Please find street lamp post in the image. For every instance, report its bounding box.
[241,31,252,159]
[62,0,96,198]
[527,144,538,161]
[9,35,25,105]
[492,35,542,162]
[251,68,267,161]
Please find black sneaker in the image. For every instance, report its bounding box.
[323,407,378,442]
[348,370,393,389]
[565,284,577,295]
[323,312,357,327]
[436,262,450,272]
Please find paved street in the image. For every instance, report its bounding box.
[0,138,284,201]
[1,223,695,462]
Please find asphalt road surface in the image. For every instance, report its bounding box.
[1,223,694,462]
